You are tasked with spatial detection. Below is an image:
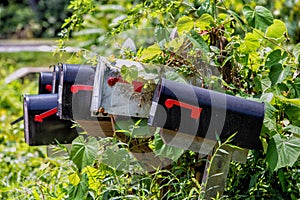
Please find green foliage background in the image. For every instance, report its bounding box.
[0,0,300,199]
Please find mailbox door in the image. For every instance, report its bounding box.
[91,57,158,118]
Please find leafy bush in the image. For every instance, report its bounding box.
[58,0,300,199]
[0,0,70,38]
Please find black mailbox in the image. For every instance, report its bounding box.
[148,78,265,149]
[57,64,95,120]
[23,93,78,146]
[38,72,53,94]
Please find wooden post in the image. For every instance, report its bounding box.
[202,146,248,199]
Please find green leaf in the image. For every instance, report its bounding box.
[69,173,80,186]
[263,102,277,131]
[121,65,138,83]
[140,43,162,60]
[195,13,213,31]
[266,19,287,41]
[187,30,209,57]
[265,49,283,68]
[176,16,194,35]
[154,130,184,161]
[164,37,184,52]
[260,92,274,103]
[269,64,290,85]
[261,76,272,93]
[67,173,89,200]
[101,148,130,171]
[285,105,300,126]
[70,136,99,171]
[243,5,273,32]
[283,124,300,135]
[244,32,260,51]
[266,134,300,171]
[266,137,278,171]
[293,43,300,62]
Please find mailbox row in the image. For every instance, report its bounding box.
[22,58,265,150]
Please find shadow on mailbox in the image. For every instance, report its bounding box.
[148,78,265,149]
[23,94,78,146]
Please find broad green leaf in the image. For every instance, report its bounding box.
[164,37,184,52]
[265,49,283,68]
[121,65,138,83]
[244,32,260,51]
[154,130,184,161]
[266,19,287,41]
[243,5,273,32]
[283,124,300,135]
[266,138,277,171]
[70,136,99,171]
[67,174,89,200]
[269,64,290,85]
[176,16,194,35]
[285,105,300,126]
[267,134,300,171]
[101,148,130,171]
[263,102,277,131]
[195,13,213,30]
[240,32,260,52]
[294,78,300,97]
[187,30,209,57]
[293,43,300,62]
[140,43,162,60]
[261,76,272,93]
[260,92,274,103]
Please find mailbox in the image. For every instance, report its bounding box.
[38,72,53,94]
[148,78,265,149]
[23,94,78,146]
[57,64,95,120]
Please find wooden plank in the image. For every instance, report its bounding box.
[202,146,248,199]
[76,117,114,138]
[5,67,51,84]
[203,146,232,199]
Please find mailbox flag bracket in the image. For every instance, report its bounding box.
[34,107,58,122]
[165,99,202,119]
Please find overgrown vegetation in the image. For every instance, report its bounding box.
[1,0,300,199]
[0,0,70,38]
